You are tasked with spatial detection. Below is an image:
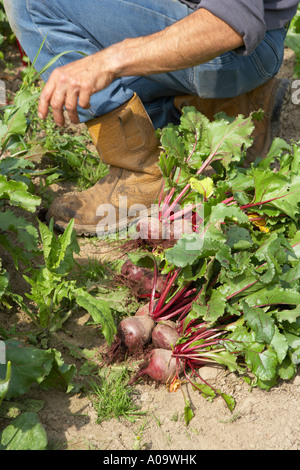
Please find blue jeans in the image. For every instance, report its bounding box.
[4,0,288,129]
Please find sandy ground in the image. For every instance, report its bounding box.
[0,46,300,452]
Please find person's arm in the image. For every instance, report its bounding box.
[38,8,243,126]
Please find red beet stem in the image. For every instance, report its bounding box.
[154,282,193,317]
[152,268,181,315]
[149,258,159,316]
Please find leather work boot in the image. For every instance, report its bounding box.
[174,77,290,165]
[46,93,163,236]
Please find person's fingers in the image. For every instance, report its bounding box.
[50,84,68,127]
[38,55,103,125]
[65,78,81,124]
[38,78,56,120]
[78,79,92,110]
[38,68,67,123]
[50,100,66,127]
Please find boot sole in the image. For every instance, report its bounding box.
[47,207,152,237]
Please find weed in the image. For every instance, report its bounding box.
[74,257,108,287]
[132,418,149,450]
[152,413,163,427]
[89,365,146,423]
[26,89,109,190]
[219,411,241,423]
[23,218,116,343]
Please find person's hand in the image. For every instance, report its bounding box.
[37,51,115,126]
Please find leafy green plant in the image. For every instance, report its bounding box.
[0,412,48,450]
[160,116,300,390]
[0,361,11,405]
[0,261,10,308]
[1,60,107,200]
[0,24,107,191]
[0,40,115,338]
[0,336,80,450]
[28,107,109,190]
[0,336,77,449]
[0,339,76,399]
[0,44,70,307]
[23,218,116,343]
[0,157,41,307]
[119,107,300,412]
[0,173,40,258]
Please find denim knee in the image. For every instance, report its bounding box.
[3,0,23,37]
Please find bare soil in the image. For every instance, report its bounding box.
[0,45,300,451]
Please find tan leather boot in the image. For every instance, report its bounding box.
[46,93,163,236]
[174,77,289,165]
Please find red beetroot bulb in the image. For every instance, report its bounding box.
[136,348,182,383]
[117,314,155,354]
[151,322,180,350]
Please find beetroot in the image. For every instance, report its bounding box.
[117,314,155,353]
[135,216,167,242]
[121,260,146,282]
[121,260,166,296]
[151,321,180,350]
[168,219,194,240]
[135,300,158,317]
[136,272,166,296]
[116,301,156,354]
[117,264,195,356]
[135,302,151,317]
[134,348,182,383]
[135,216,194,244]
